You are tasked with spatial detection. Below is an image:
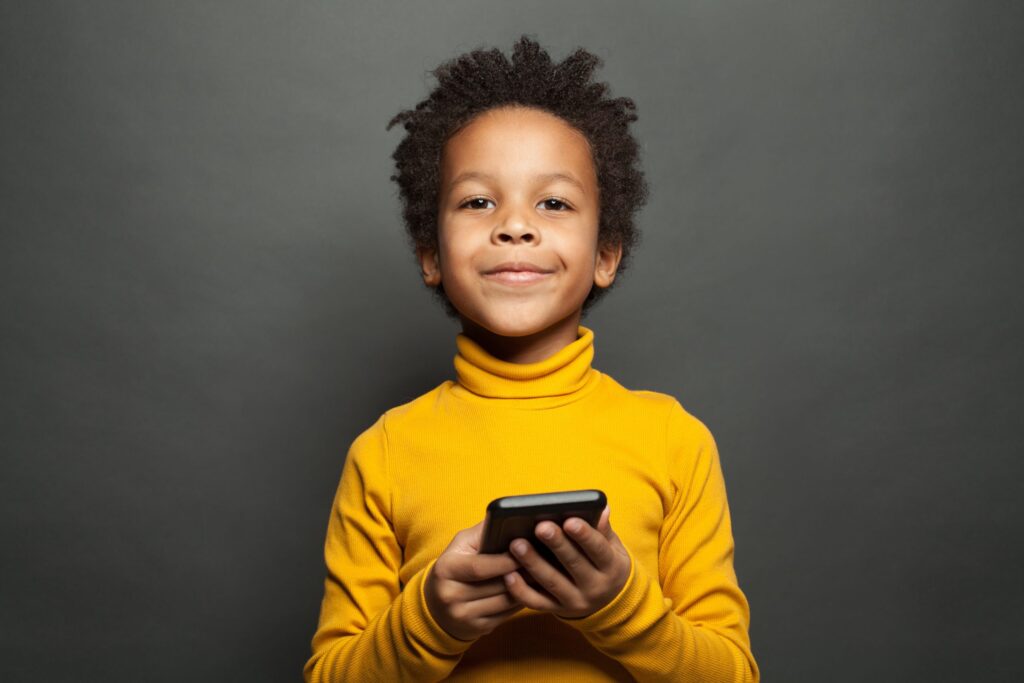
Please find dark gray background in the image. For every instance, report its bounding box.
[2,1,1021,681]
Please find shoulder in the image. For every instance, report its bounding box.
[598,374,716,464]
[598,372,677,409]
[339,383,451,475]
[361,380,454,437]
[599,373,716,445]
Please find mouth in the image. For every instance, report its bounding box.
[482,270,554,286]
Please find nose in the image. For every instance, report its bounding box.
[491,201,538,245]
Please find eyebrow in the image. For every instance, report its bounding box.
[447,171,587,194]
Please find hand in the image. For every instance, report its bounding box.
[502,505,631,620]
[424,519,526,641]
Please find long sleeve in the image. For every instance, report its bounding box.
[303,415,475,683]
[554,400,759,682]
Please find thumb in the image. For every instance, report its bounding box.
[461,518,486,553]
[596,505,612,538]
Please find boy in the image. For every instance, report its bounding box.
[304,36,758,682]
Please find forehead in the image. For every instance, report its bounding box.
[440,106,597,187]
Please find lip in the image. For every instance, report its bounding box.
[482,261,555,287]
[483,270,553,286]
[483,261,555,275]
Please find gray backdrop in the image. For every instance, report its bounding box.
[2,1,1021,681]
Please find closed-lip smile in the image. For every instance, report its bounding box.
[482,261,555,286]
[483,261,554,274]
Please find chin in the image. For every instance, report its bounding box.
[477,316,545,338]
[471,304,572,338]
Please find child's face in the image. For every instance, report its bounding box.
[420,105,621,338]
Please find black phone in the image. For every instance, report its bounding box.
[480,489,606,577]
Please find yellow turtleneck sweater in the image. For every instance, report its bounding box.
[304,326,758,682]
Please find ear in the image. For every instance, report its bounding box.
[593,241,623,289]
[416,245,442,287]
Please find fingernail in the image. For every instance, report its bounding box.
[504,572,516,586]
[512,540,528,555]
[565,519,581,533]
[538,526,553,539]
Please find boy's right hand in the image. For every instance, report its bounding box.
[424,519,525,642]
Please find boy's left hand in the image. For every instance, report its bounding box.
[503,505,632,619]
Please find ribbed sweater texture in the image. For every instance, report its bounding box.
[304,325,758,682]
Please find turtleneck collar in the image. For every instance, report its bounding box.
[452,325,602,405]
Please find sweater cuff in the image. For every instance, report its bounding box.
[402,557,477,657]
[555,546,662,634]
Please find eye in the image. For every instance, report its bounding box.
[540,198,571,211]
[459,197,495,210]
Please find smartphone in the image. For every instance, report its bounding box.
[480,489,607,577]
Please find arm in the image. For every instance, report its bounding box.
[303,416,475,683]
[554,400,759,683]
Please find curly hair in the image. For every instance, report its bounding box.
[386,34,649,317]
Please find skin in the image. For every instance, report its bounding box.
[420,105,633,639]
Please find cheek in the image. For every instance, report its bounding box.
[560,232,600,269]
[437,233,479,278]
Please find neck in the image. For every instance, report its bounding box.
[458,311,583,364]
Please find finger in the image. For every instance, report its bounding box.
[535,520,599,584]
[489,601,526,620]
[502,569,561,612]
[508,536,576,603]
[436,575,517,602]
[445,551,521,583]
[562,515,616,571]
[464,590,523,620]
